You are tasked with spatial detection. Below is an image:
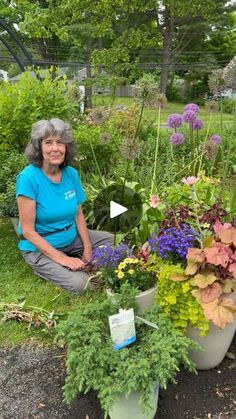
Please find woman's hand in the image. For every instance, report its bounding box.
[58,253,85,271]
[82,247,93,265]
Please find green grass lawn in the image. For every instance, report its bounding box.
[0,218,103,346]
[93,96,234,128]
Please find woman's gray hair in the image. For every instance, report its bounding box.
[25,118,76,167]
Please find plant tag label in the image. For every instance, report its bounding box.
[108,308,136,350]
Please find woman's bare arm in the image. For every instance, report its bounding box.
[76,205,92,262]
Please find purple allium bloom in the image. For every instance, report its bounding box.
[148,224,199,260]
[92,243,132,268]
[116,104,121,111]
[167,113,183,129]
[209,134,222,145]
[184,103,199,113]
[183,110,197,123]
[170,132,184,145]
[192,119,203,131]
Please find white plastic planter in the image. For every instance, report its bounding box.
[106,286,157,313]
[187,291,236,370]
[109,384,159,419]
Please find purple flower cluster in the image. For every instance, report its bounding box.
[192,119,204,131]
[209,134,222,145]
[168,114,183,129]
[148,224,199,260]
[170,132,184,145]
[92,243,132,268]
[184,103,199,113]
[168,103,203,147]
[183,110,197,123]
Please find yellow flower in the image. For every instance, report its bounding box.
[118,262,126,269]
[128,269,134,275]
[130,258,139,264]
[117,271,125,279]
[202,222,210,229]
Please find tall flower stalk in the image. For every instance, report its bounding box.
[197,111,213,175]
[151,104,161,194]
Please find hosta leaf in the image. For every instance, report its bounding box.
[202,297,236,329]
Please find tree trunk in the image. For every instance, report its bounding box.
[159,11,174,94]
[84,35,93,109]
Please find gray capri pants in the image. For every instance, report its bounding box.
[22,229,114,292]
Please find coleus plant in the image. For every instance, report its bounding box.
[171,220,236,329]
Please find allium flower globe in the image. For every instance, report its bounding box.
[167,114,183,129]
[209,134,222,145]
[170,132,184,145]
[192,119,203,131]
[184,103,200,113]
[183,110,197,123]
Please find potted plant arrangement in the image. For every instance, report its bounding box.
[57,290,199,419]
[92,243,158,312]
[183,220,236,369]
[146,177,236,369]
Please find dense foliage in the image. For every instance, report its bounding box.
[57,294,199,416]
[0,70,77,152]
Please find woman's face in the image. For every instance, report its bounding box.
[41,135,66,166]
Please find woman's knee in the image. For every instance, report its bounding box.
[67,271,90,293]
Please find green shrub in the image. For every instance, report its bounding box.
[57,292,198,416]
[221,98,236,114]
[74,123,120,176]
[0,151,27,216]
[0,70,78,152]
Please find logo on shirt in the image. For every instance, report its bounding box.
[64,190,76,200]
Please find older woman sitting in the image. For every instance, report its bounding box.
[16,118,113,292]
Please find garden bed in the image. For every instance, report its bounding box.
[0,336,235,419]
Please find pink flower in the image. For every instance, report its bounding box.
[149,194,160,208]
[181,176,199,186]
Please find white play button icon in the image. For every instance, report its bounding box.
[110,201,128,219]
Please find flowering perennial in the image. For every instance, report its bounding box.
[148,224,199,260]
[167,114,183,129]
[184,103,199,113]
[92,243,132,269]
[209,134,222,145]
[170,132,184,145]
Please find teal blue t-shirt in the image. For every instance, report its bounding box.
[16,165,86,251]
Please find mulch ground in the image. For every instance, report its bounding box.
[0,335,235,419]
